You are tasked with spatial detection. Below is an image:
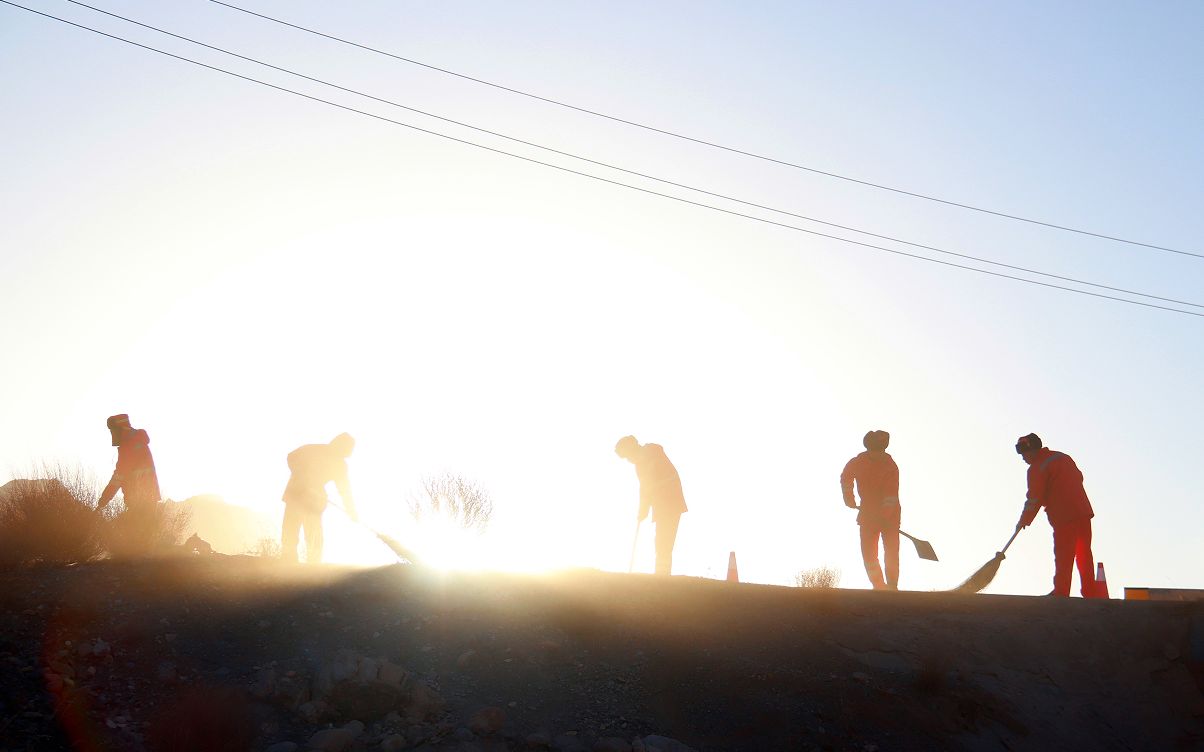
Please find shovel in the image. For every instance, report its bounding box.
[855,505,938,561]
[953,526,1022,594]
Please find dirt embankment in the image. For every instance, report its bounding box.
[1,558,1201,752]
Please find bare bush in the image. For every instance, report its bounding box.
[104,500,193,559]
[794,566,842,589]
[248,537,282,558]
[0,465,106,568]
[407,472,493,533]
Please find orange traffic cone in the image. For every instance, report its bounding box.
[726,551,739,582]
[1095,562,1110,599]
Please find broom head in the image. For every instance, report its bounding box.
[954,551,1006,594]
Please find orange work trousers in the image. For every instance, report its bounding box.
[1051,517,1103,597]
[860,522,899,590]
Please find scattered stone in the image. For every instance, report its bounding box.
[594,737,631,752]
[852,671,870,684]
[469,706,506,735]
[307,727,356,752]
[378,661,407,687]
[641,736,697,752]
[265,742,298,752]
[527,730,552,748]
[453,726,476,741]
[357,657,379,683]
[457,649,478,669]
[379,735,406,751]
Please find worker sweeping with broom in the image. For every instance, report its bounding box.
[1013,433,1106,598]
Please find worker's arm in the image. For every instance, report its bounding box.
[839,458,858,508]
[334,466,357,522]
[98,468,122,509]
[1017,465,1044,529]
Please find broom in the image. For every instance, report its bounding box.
[953,527,1022,593]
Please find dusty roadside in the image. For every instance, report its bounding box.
[1,557,1201,751]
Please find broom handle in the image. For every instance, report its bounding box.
[1000,527,1022,554]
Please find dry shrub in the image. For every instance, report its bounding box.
[0,465,106,568]
[248,536,282,558]
[104,501,192,559]
[407,472,494,532]
[794,566,842,589]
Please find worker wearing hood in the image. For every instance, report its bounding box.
[98,413,162,510]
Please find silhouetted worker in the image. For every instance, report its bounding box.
[1014,433,1104,598]
[841,430,901,590]
[615,435,687,575]
[97,414,162,512]
[281,433,358,564]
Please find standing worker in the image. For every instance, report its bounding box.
[1014,433,1104,598]
[841,430,901,590]
[98,413,162,513]
[614,435,687,575]
[281,433,358,564]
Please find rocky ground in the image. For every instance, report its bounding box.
[1,556,1202,752]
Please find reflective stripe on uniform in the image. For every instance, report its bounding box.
[1040,452,1065,472]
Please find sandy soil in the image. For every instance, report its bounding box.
[1,557,1201,752]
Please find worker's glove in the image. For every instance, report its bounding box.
[844,499,857,509]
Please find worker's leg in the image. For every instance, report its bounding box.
[1050,523,1075,596]
[303,510,324,564]
[1073,518,1100,598]
[882,527,901,590]
[281,504,301,563]
[859,524,886,590]
[654,514,681,575]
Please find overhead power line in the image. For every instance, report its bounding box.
[210,0,1202,261]
[4,1,1201,320]
[52,1,1204,311]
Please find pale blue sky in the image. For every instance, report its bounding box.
[2,1,1201,591]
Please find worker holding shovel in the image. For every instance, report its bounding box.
[841,430,903,590]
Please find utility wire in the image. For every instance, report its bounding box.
[210,0,1202,261]
[4,1,1201,320]
[54,0,1204,310]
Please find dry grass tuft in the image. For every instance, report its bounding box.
[793,566,842,589]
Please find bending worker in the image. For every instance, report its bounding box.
[281,432,358,564]
[1014,433,1104,598]
[98,413,161,512]
[615,435,687,575]
[841,430,901,590]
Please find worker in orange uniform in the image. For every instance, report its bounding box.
[1014,433,1104,598]
[281,433,358,564]
[841,430,901,590]
[615,435,687,575]
[98,414,162,512]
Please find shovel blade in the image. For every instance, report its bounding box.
[901,531,938,562]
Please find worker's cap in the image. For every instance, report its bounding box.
[1015,433,1042,454]
[614,435,638,459]
[862,430,889,451]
